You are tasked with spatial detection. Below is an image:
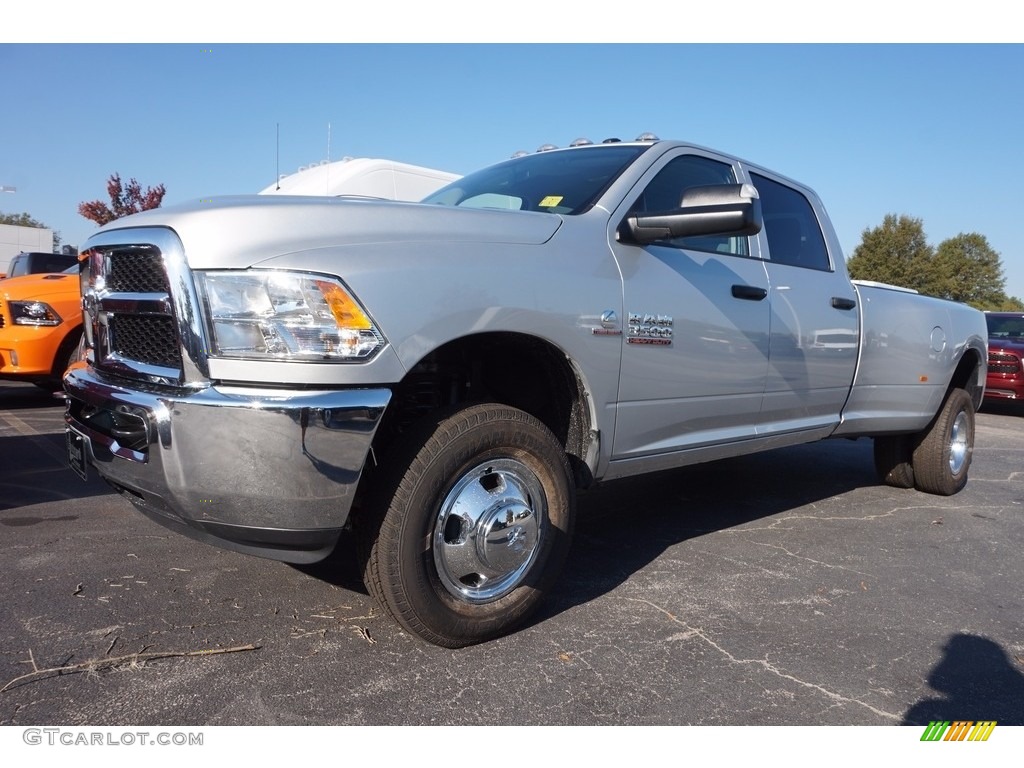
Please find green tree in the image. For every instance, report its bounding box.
[846,214,936,292]
[932,233,1008,309]
[847,215,1021,310]
[78,173,166,226]
[990,294,1024,311]
[0,211,46,228]
[0,210,62,250]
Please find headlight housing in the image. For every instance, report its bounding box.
[10,301,62,326]
[196,271,385,361]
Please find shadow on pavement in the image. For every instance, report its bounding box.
[979,400,1024,418]
[0,383,66,410]
[0,432,115,510]
[532,436,882,625]
[902,633,1024,726]
[298,436,885,620]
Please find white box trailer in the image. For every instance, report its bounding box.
[260,158,459,200]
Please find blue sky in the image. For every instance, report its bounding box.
[3,42,1024,299]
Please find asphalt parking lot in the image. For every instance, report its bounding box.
[1,379,1022,726]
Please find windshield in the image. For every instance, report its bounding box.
[422,144,650,215]
[987,315,1024,341]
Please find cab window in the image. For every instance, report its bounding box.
[751,173,831,271]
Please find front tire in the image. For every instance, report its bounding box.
[358,404,575,647]
[911,388,975,496]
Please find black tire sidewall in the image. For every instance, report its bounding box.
[378,405,574,645]
[913,388,975,496]
[874,434,915,489]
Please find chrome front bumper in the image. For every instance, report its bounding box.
[64,365,391,563]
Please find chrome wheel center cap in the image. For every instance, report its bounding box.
[433,459,547,603]
[477,502,538,574]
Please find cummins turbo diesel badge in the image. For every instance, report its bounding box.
[627,313,673,345]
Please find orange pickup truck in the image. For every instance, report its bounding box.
[0,266,82,390]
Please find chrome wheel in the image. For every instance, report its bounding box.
[433,459,545,603]
[948,410,970,476]
[912,387,975,496]
[358,403,575,647]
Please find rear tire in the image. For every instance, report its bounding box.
[358,403,575,647]
[873,434,915,489]
[911,388,975,496]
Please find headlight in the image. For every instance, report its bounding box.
[196,271,385,361]
[10,301,62,326]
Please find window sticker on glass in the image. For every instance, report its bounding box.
[539,195,564,208]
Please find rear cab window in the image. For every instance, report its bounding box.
[750,173,832,271]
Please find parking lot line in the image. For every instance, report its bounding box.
[0,409,68,466]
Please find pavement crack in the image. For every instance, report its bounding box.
[751,542,874,577]
[627,597,900,721]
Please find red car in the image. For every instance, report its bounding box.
[985,312,1024,410]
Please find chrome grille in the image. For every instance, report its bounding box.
[108,249,170,293]
[988,351,1021,375]
[110,315,182,368]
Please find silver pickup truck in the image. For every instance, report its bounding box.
[64,136,988,647]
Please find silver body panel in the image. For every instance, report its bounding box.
[834,282,987,435]
[64,140,987,560]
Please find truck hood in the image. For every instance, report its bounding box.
[0,272,78,302]
[95,196,564,269]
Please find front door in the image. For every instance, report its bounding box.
[609,151,772,460]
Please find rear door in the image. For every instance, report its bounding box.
[746,171,859,434]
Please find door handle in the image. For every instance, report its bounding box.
[731,285,768,301]
[831,297,857,310]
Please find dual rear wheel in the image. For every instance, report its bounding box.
[874,387,975,496]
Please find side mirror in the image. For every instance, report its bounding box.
[622,183,763,244]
